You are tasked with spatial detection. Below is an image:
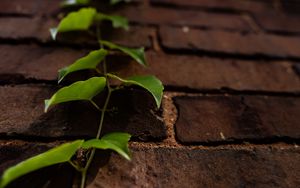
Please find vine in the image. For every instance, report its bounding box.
[0,1,163,188]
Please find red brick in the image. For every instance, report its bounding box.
[0,44,87,81]
[0,17,51,42]
[253,12,300,34]
[0,141,74,188]
[143,52,300,92]
[150,0,273,13]
[118,6,251,31]
[174,95,300,143]
[1,46,299,92]
[0,0,61,16]
[84,145,300,188]
[159,26,300,58]
[0,17,152,47]
[0,85,166,141]
[2,142,299,188]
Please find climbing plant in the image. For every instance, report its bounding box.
[0,1,163,188]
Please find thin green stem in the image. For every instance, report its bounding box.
[79,23,113,188]
[80,82,112,188]
[80,170,87,188]
[68,161,82,172]
[90,100,100,111]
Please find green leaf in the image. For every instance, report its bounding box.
[45,77,106,112]
[0,140,83,188]
[101,40,146,66]
[82,132,131,160]
[61,0,90,6]
[95,13,129,30]
[50,8,97,40]
[107,74,163,108]
[58,49,108,83]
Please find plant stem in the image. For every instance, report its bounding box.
[80,81,112,188]
[79,23,112,187]
[80,170,87,188]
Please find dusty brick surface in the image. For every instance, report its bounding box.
[144,52,300,92]
[160,26,300,58]
[2,142,299,188]
[0,85,166,141]
[119,6,251,31]
[175,95,300,143]
[0,44,87,82]
[0,0,60,16]
[0,17,152,47]
[1,0,300,187]
[1,46,299,92]
[254,12,300,34]
[85,145,300,188]
[150,0,272,13]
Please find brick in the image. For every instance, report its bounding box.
[1,46,299,93]
[160,26,300,58]
[0,85,166,141]
[2,142,299,188]
[84,145,300,188]
[118,6,251,31]
[142,52,300,92]
[109,52,300,92]
[174,95,300,143]
[0,17,51,42]
[253,12,300,34]
[0,44,88,82]
[0,0,61,16]
[0,17,152,47]
[150,0,272,13]
[281,0,300,15]
[0,141,74,188]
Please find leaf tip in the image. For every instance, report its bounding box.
[44,99,50,113]
[50,28,58,40]
[58,68,68,84]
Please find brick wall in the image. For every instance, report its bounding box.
[0,0,299,187]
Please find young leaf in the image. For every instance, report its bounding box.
[50,8,97,40]
[82,132,131,160]
[61,0,90,6]
[0,140,83,188]
[107,74,163,108]
[45,77,106,112]
[101,40,146,66]
[58,49,108,83]
[95,13,129,30]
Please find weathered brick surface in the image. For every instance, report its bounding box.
[175,95,300,143]
[85,145,300,188]
[0,85,166,141]
[1,0,300,187]
[1,46,299,92]
[0,141,74,188]
[0,0,60,16]
[0,17,152,47]
[160,26,300,58]
[0,17,51,42]
[254,13,300,34]
[2,142,299,188]
[119,6,251,31]
[0,44,87,81]
[150,0,273,13]
[144,52,300,92]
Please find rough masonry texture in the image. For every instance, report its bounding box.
[0,0,299,188]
